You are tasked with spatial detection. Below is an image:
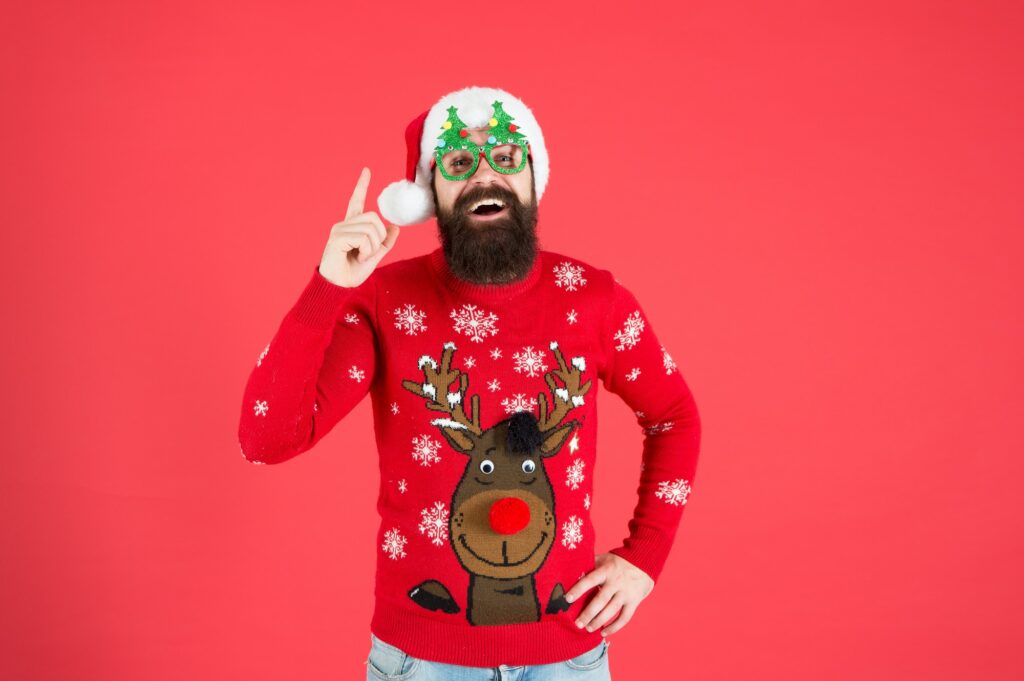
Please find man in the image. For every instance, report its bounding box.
[238,86,701,680]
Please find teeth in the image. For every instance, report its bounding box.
[469,198,505,211]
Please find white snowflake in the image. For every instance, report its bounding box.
[626,367,641,381]
[566,309,578,324]
[417,501,450,546]
[655,478,692,506]
[513,345,548,377]
[344,312,359,324]
[553,262,588,291]
[487,379,501,392]
[583,493,591,510]
[313,401,319,412]
[565,459,585,490]
[382,528,408,560]
[450,304,499,343]
[489,347,503,360]
[635,410,645,418]
[256,343,269,367]
[643,421,675,435]
[390,402,400,415]
[464,356,477,368]
[501,393,538,414]
[561,515,583,550]
[253,400,268,416]
[393,303,428,335]
[349,365,365,382]
[662,345,678,374]
[614,310,645,351]
[398,479,408,494]
[411,434,442,466]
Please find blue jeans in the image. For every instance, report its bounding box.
[365,632,612,681]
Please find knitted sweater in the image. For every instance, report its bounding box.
[237,246,701,667]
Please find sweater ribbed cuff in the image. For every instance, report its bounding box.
[288,264,358,329]
[608,524,675,585]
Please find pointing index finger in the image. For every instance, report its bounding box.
[345,167,370,221]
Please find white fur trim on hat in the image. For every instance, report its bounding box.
[377,85,549,226]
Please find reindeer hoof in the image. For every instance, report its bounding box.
[409,579,460,614]
[546,582,571,614]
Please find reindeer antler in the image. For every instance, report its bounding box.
[402,341,483,452]
[536,341,593,451]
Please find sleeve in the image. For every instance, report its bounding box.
[237,264,379,465]
[597,276,702,584]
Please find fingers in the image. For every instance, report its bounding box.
[600,600,637,636]
[565,567,605,605]
[585,592,625,633]
[575,584,616,631]
[347,210,388,244]
[345,167,371,221]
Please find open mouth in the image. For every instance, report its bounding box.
[467,198,509,219]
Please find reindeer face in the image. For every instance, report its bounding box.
[449,420,558,579]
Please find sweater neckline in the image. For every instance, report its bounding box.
[427,246,544,301]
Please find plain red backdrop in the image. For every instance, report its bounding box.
[2,1,1021,679]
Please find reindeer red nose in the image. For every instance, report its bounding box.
[489,497,531,535]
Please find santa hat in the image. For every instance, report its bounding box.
[376,86,549,226]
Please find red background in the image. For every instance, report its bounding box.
[2,1,1021,679]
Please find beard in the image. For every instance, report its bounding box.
[431,169,539,285]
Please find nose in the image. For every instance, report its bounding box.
[489,496,531,535]
[469,151,503,185]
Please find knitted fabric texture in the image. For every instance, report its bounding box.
[238,247,702,667]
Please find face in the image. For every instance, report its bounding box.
[431,126,539,285]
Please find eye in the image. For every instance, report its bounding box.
[521,459,536,474]
[480,459,495,474]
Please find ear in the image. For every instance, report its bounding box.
[437,424,478,455]
[539,419,580,458]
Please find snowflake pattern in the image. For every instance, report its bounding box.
[398,479,408,494]
[489,348,503,360]
[626,367,642,381]
[583,493,591,510]
[643,421,675,435]
[513,345,548,377]
[390,402,400,415]
[256,343,269,367]
[561,515,583,550]
[553,262,588,291]
[411,434,443,466]
[348,365,365,382]
[417,501,450,546]
[501,393,538,414]
[565,459,585,490]
[655,478,692,506]
[450,304,499,343]
[662,345,678,374]
[344,312,359,324]
[464,356,477,368]
[393,303,428,336]
[382,528,408,560]
[566,309,578,324]
[487,379,501,392]
[253,400,268,416]
[614,310,645,351]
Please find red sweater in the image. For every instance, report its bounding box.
[237,246,701,666]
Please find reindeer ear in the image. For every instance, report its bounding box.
[539,419,580,457]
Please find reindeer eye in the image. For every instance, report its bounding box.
[521,459,536,474]
[480,459,495,474]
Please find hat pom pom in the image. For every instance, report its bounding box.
[377,179,434,226]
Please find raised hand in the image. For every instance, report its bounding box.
[318,167,400,288]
